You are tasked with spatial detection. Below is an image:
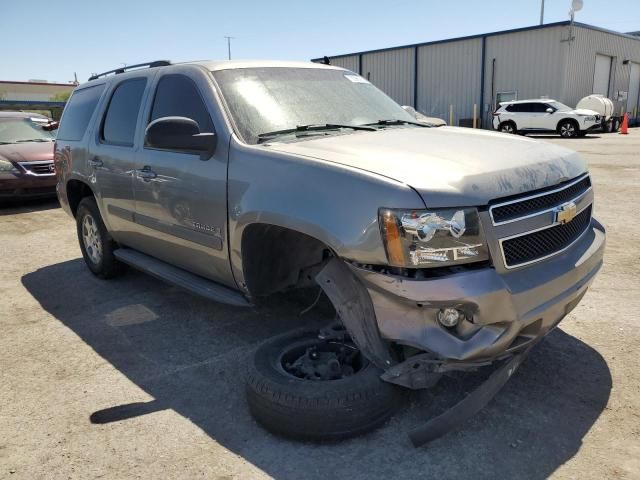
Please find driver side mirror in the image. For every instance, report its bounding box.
[145,116,216,158]
[546,108,555,114]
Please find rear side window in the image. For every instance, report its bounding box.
[149,74,213,133]
[101,78,147,146]
[57,85,105,141]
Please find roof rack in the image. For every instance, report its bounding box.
[88,60,171,81]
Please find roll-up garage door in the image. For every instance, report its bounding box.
[593,54,612,96]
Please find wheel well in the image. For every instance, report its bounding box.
[241,224,331,298]
[66,180,95,217]
[500,120,516,129]
[557,118,579,131]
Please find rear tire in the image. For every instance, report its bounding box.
[246,328,406,441]
[612,117,620,132]
[499,121,517,134]
[76,197,124,279]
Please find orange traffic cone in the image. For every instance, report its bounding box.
[620,113,629,135]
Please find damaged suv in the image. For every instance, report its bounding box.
[55,60,605,444]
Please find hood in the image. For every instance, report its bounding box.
[572,108,600,116]
[266,126,586,208]
[0,142,54,164]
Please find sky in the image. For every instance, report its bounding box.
[2,0,639,84]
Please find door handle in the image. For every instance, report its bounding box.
[136,167,157,180]
[88,158,103,168]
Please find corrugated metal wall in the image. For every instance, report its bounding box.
[483,26,567,118]
[417,38,482,124]
[564,26,640,114]
[361,48,415,106]
[327,55,360,74]
[320,23,640,128]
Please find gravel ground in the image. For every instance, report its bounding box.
[1,129,639,480]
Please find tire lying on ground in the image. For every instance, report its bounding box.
[246,328,406,441]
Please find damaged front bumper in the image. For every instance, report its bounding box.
[349,218,605,387]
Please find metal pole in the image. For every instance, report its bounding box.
[224,36,233,60]
[473,104,477,129]
[539,0,545,25]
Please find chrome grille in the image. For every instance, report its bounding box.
[490,174,591,225]
[501,205,592,268]
[22,161,55,175]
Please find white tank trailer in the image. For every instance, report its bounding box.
[576,95,620,132]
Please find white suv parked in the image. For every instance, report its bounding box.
[493,99,600,138]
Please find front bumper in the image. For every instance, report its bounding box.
[0,173,57,199]
[350,219,605,363]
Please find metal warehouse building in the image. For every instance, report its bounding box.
[313,21,640,128]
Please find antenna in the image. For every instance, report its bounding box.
[564,0,583,43]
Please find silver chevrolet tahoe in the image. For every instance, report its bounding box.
[55,60,605,444]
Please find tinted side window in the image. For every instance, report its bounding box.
[57,85,105,141]
[517,103,536,112]
[101,78,147,146]
[505,104,520,112]
[149,74,213,134]
[531,103,548,113]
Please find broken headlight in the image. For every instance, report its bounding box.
[379,208,489,267]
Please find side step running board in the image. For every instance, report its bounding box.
[114,248,251,307]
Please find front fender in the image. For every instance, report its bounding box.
[227,137,425,292]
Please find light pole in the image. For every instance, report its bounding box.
[540,0,545,25]
[224,36,234,60]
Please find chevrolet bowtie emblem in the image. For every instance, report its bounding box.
[555,201,577,224]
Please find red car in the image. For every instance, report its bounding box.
[0,111,57,199]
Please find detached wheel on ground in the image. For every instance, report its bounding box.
[76,196,124,278]
[558,120,579,138]
[499,121,517,134]
[246,327,406,441]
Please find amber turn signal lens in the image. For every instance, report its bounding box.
[382,212,406,266]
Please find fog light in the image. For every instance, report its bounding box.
[438,308,463,328]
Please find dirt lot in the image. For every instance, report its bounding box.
[1,129,639,480]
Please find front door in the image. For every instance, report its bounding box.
[88,77,148,246]
[131,70,233,287]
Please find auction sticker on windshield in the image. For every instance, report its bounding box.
[344,74,370,84]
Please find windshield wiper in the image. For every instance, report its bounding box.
[363,119,431,128]
[257,123,376,143]
[15,138,52,143]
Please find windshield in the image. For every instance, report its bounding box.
[548,101,572,112]
[212,67,416,144]
[0,118,55,144]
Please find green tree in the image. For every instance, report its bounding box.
[50,91,72,102]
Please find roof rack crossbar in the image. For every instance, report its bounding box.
[88,60,171,81]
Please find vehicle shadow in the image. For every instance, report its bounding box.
[0,197,59,215]
[22,259,612,480]
[527,134,602,139]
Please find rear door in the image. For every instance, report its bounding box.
[593,54,612,96]
[131,67,234,287]
[88,76,149,245]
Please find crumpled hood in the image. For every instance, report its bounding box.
[0,142,54,163]
[267,126,587,207]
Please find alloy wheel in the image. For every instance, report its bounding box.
[82,213,103,265]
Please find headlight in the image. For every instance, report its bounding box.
[0,159,18,173]
[379,208,489,267]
